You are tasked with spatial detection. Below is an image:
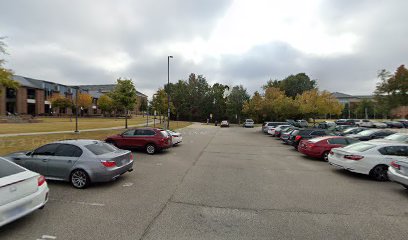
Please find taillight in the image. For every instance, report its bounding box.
[295,135,302,141]
[344,155,364,160]
[390,161,401,170]
[130,153,134,161]
[101,160,116,167]
[38,175,46,186]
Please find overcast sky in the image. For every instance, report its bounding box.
[1,0,407,97]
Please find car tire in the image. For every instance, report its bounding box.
[369,165,389,181]
[146,144,156,155]
[322,151,330,162]
[70,169,90,189]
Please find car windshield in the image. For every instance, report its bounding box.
[343,142,376,152]
[0,158,25,178]
[86,142,117,155]
[384,134,408,141]
[357,129,377,136]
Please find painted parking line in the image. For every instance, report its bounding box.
[36,235,57,240]
[122,182,134,187]
[49,198,105,207]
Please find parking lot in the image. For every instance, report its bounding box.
[1,123,408,240]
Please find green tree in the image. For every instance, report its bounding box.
[98,94,114,116]
[139,97,148,116]
[110,78,138,128]
[0,38,19,95]
[263,73,317,98]
[167,80,189,121]
[226,85,250,123]
[242,91,263,122]
[354,99,375,119]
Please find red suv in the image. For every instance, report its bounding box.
[105,128,172,154]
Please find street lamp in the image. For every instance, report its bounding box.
[74,87,79,133]
[167,55,173,129]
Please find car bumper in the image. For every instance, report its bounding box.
[0,183,49,227]
[328,156,369,175]
[91,160,134,183]
[388,167,408,187]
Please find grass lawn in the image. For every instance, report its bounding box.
[0,121,192,156]
[0,116,149,134]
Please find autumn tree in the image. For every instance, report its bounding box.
[77,93,93,111]
[98,94,114,116]
[0,38,19,95]
[49,94,73,114]
[110,78,138,128]
[242,91,264,122]
[263,73,317,98]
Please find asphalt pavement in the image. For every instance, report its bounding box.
[1,123,408,240]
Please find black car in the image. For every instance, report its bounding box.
[347,129,395,141]
[338,127,368,136]
[288,129,332,149]
[399,120,408,128]
[383,121,404,128]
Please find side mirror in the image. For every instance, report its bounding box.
[26,151,33,156]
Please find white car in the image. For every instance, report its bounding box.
[0,157,49,227]
[328,142,408,181]
[167,130,182,146]
[388,159,408,189]
[243,119,254,128]
[355,119,374,128]
[268,125,291,136]
[372,121,387,128]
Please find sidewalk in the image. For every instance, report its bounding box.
[0,121,156,138]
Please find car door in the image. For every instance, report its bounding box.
[24,143,59,176]
[47,144,83,180]
[377,146,407,165]
[327,138,348,150]
[118,129,136,148]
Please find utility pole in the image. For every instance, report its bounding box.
[75,87,79,133]
[167,55,173,129]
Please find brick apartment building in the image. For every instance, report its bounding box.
[0,75,147,116]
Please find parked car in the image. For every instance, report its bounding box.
[4,140,134,188]
[338,127,368,136]
[335,119,348,125]
[166,130,183,145]
[262,122,287,133]
[333,125,354,132]
[220,120,229,128]
[329,141,408,181]
[317,121,336,129]
[267,124,291,136]
[347,129,395,141]
[288,129,332,149]
[372,122,387,128]
[0,157,49,227]
[383,121,404,128]
[280,128,298,144]
[398,120,408,128]
[298,136,359,161]
[296,120,309,128]
[372,133,408,143]
[343,119,357,126]
[388,159,408,189]
[105,128,172,154]
[355,119,374,128]
[274,125,293,137]
[243,119,254,128]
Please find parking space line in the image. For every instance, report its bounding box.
[49,198,105,207]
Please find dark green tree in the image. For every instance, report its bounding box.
[263,73,317,98]
[226,85,250,123]
[110,78,138,128]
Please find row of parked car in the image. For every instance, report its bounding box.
[334,119,408,128]
[261,121,408,188]
[0,127,183,227]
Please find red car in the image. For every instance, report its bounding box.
[105,128,172,154]
[298,136,359,161]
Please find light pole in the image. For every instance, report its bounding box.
[167,55,173,129]
[74,87,79,133]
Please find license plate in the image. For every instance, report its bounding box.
[7,205,25,218]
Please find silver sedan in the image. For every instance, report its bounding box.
[4,140,134,189]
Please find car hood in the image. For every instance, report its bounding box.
[3,151,31,159]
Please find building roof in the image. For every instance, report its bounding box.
[12,75,43,89]
[79,84,148,98]
[331,92,353,98]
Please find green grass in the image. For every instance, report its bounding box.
[0,116,148,134]
[0,121,192,156]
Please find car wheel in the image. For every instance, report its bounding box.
[322,151,330,162]
[146,144,156,155]
[369,165,389,181]
[70,169,90,189]
[403,184,408,189]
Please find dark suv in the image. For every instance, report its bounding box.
[105,128,172,154]
[288,129,332,149]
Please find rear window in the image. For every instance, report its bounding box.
[86,142,117,155]
[343,143,376,152]
[0,158,25,178]
[160,130,169,137]
[384,134,408,142]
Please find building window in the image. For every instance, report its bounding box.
[6,88,16,98]
[27,88,36,99]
